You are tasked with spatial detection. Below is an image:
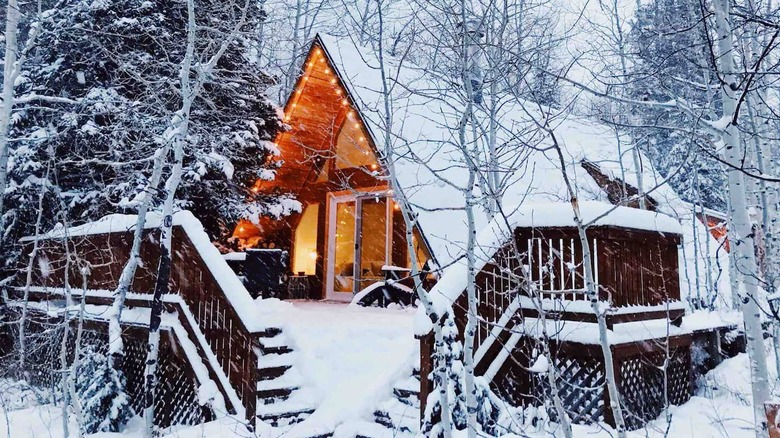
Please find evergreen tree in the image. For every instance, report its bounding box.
[74,346,133,433]
[2,0,292,277]
[626,0,727,211]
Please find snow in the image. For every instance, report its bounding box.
[528,355,549,373]
[21,211,267,333]
[254,301,418,434]
[4,340,777,437]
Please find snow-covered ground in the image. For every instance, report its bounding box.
[1,305,776,437]
[259,300,419,434]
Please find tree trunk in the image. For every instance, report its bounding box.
[0,0,20,234]
[712,0,771,432]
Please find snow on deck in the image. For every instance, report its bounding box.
[255,300,418,434]
[20,211,264,333]
[415,201,683,335]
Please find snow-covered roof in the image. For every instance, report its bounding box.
[316,34,686,266]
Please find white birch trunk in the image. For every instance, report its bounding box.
[548,138,627,436]
[712,0,771,432]
[0,0,21,232]
[374,5,451,433]
[143,0,196,432]
[18,170,48,375]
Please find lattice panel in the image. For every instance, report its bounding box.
[618,346,692,430]
[4,315,207,430]
[532,353,606,424]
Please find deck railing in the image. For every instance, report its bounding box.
[22,226,259,423]
[455,225,683,371]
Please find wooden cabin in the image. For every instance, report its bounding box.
[230,39,430,302]
[2,35,741,434]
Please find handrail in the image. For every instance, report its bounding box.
[7,287,241,415]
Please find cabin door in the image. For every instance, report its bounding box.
[326,192,392,301]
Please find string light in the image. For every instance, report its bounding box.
[341,99,348,106]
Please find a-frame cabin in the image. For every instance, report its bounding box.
[232,37,430,301]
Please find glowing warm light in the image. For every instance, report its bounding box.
[393,202,401,211]
[315,48,322,55]
[331,78,337,84]
[251,187,259,193]
[324,68,331,74]
[336,89,343,95]
[348,111,355,117]
[237,225,245,233]
[296,89,302,94]
[302,76,308,82]
[353,123,359,128]
[358,136,365,141]
[341,99,348,106]
[370,163,379,171]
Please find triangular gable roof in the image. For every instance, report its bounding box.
[313,33,689,267]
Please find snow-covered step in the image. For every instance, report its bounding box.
[257,352,297,381]
[257,368,304,391]
[257,351,297,369]
[259,333,291,349]
[256,398,316,427]
[394,376,420,392]
[373,398,420,433]
[336,420,415,438]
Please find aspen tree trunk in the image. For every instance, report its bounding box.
[143,1,249,433]
[69,267,89,438]
[0,0,20,233]
[59,228,73,438]
[374,4,451,433]
[108,146,168,366]
[143,0,196,432]
[549,139,627,436]
[0,0,43,233]
[460,121,479,438]
[712,0,771,432]
[533,279,573,437]
[18,168,48,375]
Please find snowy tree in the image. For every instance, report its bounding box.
[74,345,132,434]
[625,0,727,211]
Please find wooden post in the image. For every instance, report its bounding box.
[418,332,434,425]
[767,402,780,438]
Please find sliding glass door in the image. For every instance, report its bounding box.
[327,192,395,300]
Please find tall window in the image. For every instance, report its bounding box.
[293,204,319,275]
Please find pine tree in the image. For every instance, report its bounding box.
[75,346,133,433]
[2,0,292,277]
[626,0,727,211]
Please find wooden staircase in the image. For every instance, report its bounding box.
[255,327,317,428]
[371,367,421,436]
